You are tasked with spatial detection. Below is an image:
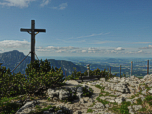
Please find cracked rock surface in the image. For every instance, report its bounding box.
[2,75,152,114]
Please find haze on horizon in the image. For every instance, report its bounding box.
[0,0,152,59]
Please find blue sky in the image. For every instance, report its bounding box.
[0,0,152,59]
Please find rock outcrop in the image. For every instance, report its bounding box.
[2,74,152,114]
[14,84,94,114]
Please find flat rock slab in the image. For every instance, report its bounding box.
[48,79,101,89]
[73,78,100,83]
[63,80,101,95]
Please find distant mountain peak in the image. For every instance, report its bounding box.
[0,50,88,77]
[12,50,20,52]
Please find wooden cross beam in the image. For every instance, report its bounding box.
[20,20,46,64]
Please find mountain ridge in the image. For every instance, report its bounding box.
[0,50,87,79]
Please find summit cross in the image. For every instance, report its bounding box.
[20,20,46,64]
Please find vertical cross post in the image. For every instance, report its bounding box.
[147,60,149,75]
[31,20,35,63]
[120,65,121,78]
[20,20,46,64]
[131,61,133,77]
[87,64,90,77]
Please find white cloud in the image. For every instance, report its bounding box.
[82,50,87,53]
[51,3,67,10]
[40,0,50,7]
[138,45,152,49]
[133,42,151,44]
[77,32,103,39]
[111,50,117,53]
[70,50,77,53]
[51,6,57,9]
[0,0,36,8]
[56,50,65,53]
[0,39,30,48]
[88,40,118,44]
[59,3,67,10]
[1,49,4,51]
[138,50,143,53]
[0,39,152,57]
[68,32,105,40]
[115,47,125,51]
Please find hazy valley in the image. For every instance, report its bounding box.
[0,50,152,81]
